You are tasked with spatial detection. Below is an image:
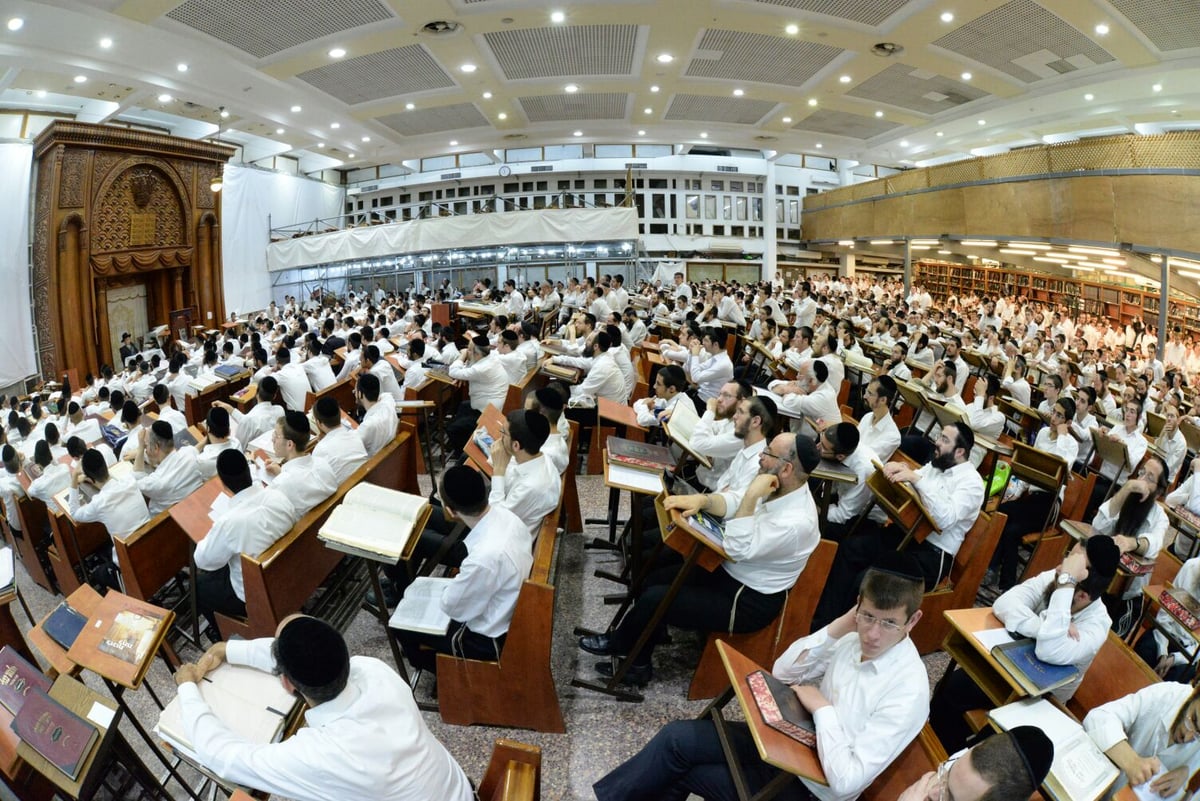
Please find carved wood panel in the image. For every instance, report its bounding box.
[92,165,185,253]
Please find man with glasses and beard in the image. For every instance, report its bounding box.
[688,381,753,491]
[578,433,820,688]
[593,553,930,801]
[897,727,1053,801]
[814,422,984,628]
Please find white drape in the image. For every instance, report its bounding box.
[0,144,36,387]
[266,207,640,272]
[219,165,344,314]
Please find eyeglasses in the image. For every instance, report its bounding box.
[854,610,906,633]
[935,755,961,801]
[761,450,785,461]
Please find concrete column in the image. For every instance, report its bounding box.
[763,160,777,284]
[1159,253,1169,354]
[903,240,912,294]
[840,253,856,278]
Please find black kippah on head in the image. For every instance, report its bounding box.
[1008,725,1054,789]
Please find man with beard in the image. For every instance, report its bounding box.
[813,422,984,628]
[578,433,820,687]
[688,381,752,491]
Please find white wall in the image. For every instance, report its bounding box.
[0,144,36,386]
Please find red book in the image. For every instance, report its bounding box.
[745,670,816,747]
[607,436,675,473]
[0,646,51,716]
[11,688,99,780]
[1119,552,1154,575]
[1160,588,1200,632]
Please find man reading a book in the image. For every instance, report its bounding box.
[593,553,930,801]
[896,726,1054,801]
[930,535,1119,752]
[174,615,473,801]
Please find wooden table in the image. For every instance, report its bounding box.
[594,451,666,602]
[28,584,102,678]
[938,607,1024,707]
[16,674,122,799]
[590,396,648,477]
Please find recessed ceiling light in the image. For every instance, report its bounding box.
[330,122,340,129]
[99,37,112,49]
[936,130,944,137]
[498,112,507,120]
[573,130,583,136]
[348,153,354,158]
[839,75,851,83]
[291,105,302,112]
[1153,83,1163,92]
[807,98,818,106]
[460,63,477,73]
[220,109,229,118]
[275,127,284,134]
[782,116,792,123]
[35,90,45,98]
[1095,23,1109,35]
[450,140,458,146]
[977,119,986,125]
[940,11,954,22]
[644,107,652,114]
[815,143,823,148]
[550,10,565,23]
[785,23,799,35]
[899,140,909,147]
[1084,93,1094,101]
[656,53,674,64]
[74,75,87,84]
[482,91,492,99]
[317,142,324,148]
[361,136,370,142]
[961,72,972,81]
[405,102,415,110]
[637,130,646,135]
[329,47,346,58]
[177,63,188,72]
[733,88,744,96]
[700,132,708,138]
[564,83,579,93]
[158,93,172,102]
[650,85,660,93]
[874,110,884,118]
[6,18,22,32]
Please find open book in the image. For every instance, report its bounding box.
[318,482,432,562]
[989,697,1118,801]
[662,399,712,469]
[387,576,453,636]
[155,662,297,765]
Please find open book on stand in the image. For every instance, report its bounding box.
[387,576,454,636]
[662,400,712,469]
[318,482,432,562]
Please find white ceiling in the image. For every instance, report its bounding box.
[1,0,1199,173]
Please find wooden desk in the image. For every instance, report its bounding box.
[66,591,173,691]
[701,641,826,801]
[28,584,102,678]
[590,397,647,474]
[168,476,226,545]
[230,382,257,414]
[1133,583,1200,667]
[16,674,120,799]
[593,450,666,598]
[464,404,506,477]
[939,607,1024,707]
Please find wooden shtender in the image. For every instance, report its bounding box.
[66,591,173,690]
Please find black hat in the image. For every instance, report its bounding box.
[794,434,821,474]
[276,616,349,689]
[534,386,564,411]
[1008,725,1054,789]
[522,409,551,444]
[1085,535,1120,579]
[870,551,924,583]
[207,406,230,434]
[441,464,486,510]
[216,448,249,481]
[314,396,340,420]
[284,410,310,434]
[151,420,173,442]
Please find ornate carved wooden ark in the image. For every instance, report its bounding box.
[32,122,234,379]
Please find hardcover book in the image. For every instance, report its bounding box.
[661,400,713,469]
[607,436,674,473]
[745,670,816,746]
[0,646,51,716]
[11,688,98,780]
[318,482,432,562]
[97,609,163,665]
[1160,587,1200,632]
[991,638,1080,697]
[1119,552,1155,575]
[387,576,454,636]
[42,602,88,652]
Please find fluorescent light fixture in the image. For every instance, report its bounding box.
[910,246,932,251]
[837,240,854,246]
[839,75,851,84]
[1034,256,1070,264]
[782,116,793,124]
[1095,23,1109,35]
[961,72,972,81]
[574,130,583,136]
[938,250,951,255]
[74,75,87,83]
[960,239,997,247]
[482,92,492,99]
[177,63,188,72]
[875,110,884,118]
[158,93,172,102]
[869,239,895,245]
[1101,257,1125,266]
[275,127,284,134]
[650,85,660,93]
[999,249,1037,255]
[1177,270,1200,279]
[1068,246,1121,257]
[405,102,415,110]
[911,239,940,245]
[808,98,818,106]
[330,122,340,129]
[291,105,302,112]
[1065,264,1095,272]
[565,83,579,93]
[1007,242,1051,249]
[497,112,507,120]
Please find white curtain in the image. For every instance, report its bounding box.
[0,144,36,387]
[220,164,344,314]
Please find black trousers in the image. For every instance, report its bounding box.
[395,620,505,673]
[445,402,482,453]
[610,554,787,667]
[1132,628,1195,683]
[928,666,991,755]
[991,491,1057,590]
[195,565,246,639]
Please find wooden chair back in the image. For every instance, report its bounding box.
[479,740,542,801]
[1009,441,1069,496]
[1065,631,1160,721]
[861,724,945,801]
[303,375,355,414]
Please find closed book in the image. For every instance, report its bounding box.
[97,610,163,665]
[682,511,725,548]
[991,638,1080,697]
[213,363,244,379]
[11,688,98,780]
[1160,587,1200,631]
[0,646,51,716]
[1119,553,1155,575]
[173,428,198,449]
[745,670,816,747]
[43,602,88,651]
[607,437,674,473]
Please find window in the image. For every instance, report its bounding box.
[732,226,745,236]
[558,180,571,190]
[751,198,762,221]
[635,144,672,158]
[420,155,455,172]
[775,199,784,224]
[686,195,700,219]
[595,144,633,159]
[723,197,732,220]
[688,179,703,190]
[789,199,799,224]
[730,180,744,192]
[544,144,583,160]
[649,178,668,189]
[704,196,716,219]
[594,178,609,189]
[506,147,543,163]
[787,186,800,196]
[459,152,492,168]
[504,182,519,193]
[713,225,725,235]
[536,181,548,191]
[711,180,724,191]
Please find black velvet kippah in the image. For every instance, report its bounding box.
[276,617,348,688]
[1009,725,1054,788]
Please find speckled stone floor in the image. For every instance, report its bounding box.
[7,469,954,801]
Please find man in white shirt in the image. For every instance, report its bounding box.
[216,376,285,454]
[896,727,1054,801]
[489,409,560,535]
[194,449,296,636]
[446,335,510,454]
[819,423,880,541]
[580,433,822,686]
[632,365,688,429]
[689,381,751,491]
[563,331,627,428]
[132,420,204,515]
[931,536,1119,752]
[504,279,525,318]
[857,376,901,461]
[152,384,188,434]
[685,328,735,402]
[608,274,630,314]
[174,616,473,801]
[301,343,335,393]
[195,406,240,480]
[0,446,25,539]
[354,374,397,457]
[493,330,528,385]
[594,553,930,801]
[768,359,842,432]
[363,345,404,401]
[69,449,151,587]
[273,348,311,412]
[394,466,533,673]
[26,441,71,507]
[264,411,338,519]
[311,397,368,484]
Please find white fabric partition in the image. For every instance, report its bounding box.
[0,144,36,386]
[266,206,640,272]
[220,165,344,313]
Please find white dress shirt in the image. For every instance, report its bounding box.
[271,454,338,519]
[772,624,929,801]
[178,639,472,801]
[690,412,741,491]
[137,446,204,515]
[1101,423,1148,483]
[357,397,398,457]
[770,381,841,426]
[827,443,881,526]
[993,569,1112,701]
[1092,494,1168,600]
[541,430,569,475]
[965,400,1005,466]
[722,482,819,594]
[686,351,734,402]
[449,353,509,412]
[193,485,296,601]
[857,411,901,462]
[569,351,625,405]
[196,439,240,480]
[303,355,336,393]
[912,460,984,558]
[313,428,369,485]
[275,364,311,412]
[1157,429,1188,482]
[495,350,528,385]
[369,360,404,401]
[69,477,150,539]
[28,463,71,506]
[232,402,285,452]
[489,454,560,535]
[439,505,533,638]
[0,472,24,532]
[157,405,189,435]
[710,439,767,515]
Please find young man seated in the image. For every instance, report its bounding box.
[593,553,931,801]
[930,535,1120,752]
[896,726,1053,801]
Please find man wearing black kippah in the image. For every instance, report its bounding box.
[131,419,203,514]
[174,615,473,801]
[311,395,367,483]
[897,726,1053,801]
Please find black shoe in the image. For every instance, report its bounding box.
[366,583,401,609]
[594,660,653,687]
[579,633,621,656]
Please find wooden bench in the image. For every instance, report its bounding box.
[502,365,541,413]
[9,497,55,593]
[860,723,945,801]
[478,739,542,801]
[1065,630,1159,721]
[687,538,837,700]
[436,511,565,733]
[303,375,356,413]
[185,374,249,427]
[45,507,111,596]
[214,426,420,641]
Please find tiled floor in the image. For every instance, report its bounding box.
[8,470,953,801]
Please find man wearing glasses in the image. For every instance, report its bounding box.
[898,726,1053,801]
[593,554,929,801]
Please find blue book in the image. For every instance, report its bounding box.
[991,637,1080,696]
[43,601,88,651]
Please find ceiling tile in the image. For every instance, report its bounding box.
[519,93,629,122]
[483,25,640,80]
[749,0,909,27]
[794,108,902,139]
[377,103,489,137]
[685,29,842,88]
[1108,0,1200,52]
[298,46,455,105]
[849,64,987,114]
[666,94,777,124]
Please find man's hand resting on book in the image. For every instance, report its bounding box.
[1148,766,1187,797]
[664,494,707,515]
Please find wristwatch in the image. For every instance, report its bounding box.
[1056,572,1078,588]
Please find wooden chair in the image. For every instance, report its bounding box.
[9,497,55,593]
[911,511,1007,655]
[561,421,583,533]
[502,366,540,414]
[687,539,837,700]
[303,375,356,413]
[436,513,565,732]
[478,739,542,801]
[1065,631,1159,721]
[1019,472,1096,583]
[860,723,945,801]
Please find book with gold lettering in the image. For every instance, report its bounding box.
[12,688,98,780]
[0,646,51,716]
